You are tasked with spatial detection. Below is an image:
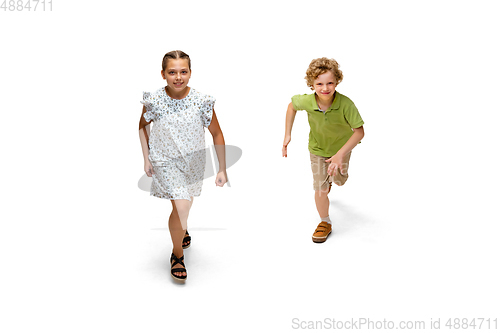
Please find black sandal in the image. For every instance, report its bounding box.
[170,253,187,282]
[182,231,191,249]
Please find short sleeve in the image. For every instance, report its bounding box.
[344,102,364,129]
[291,94,305,111]
[140,91,157,123]
[200,95,215,128]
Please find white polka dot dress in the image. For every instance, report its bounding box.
[140,87,214,200]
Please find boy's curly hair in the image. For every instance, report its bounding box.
[305,57,343,89]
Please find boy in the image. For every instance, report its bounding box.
[282,57,364,243]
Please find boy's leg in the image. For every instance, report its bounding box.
[331,151,351,187]
[312,185,333,242]
[314,185,331,218]
[311,153,333,218]
[310,153,334,242]
[310,151,353,242]
[316,151,351,218]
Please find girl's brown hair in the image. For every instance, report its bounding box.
[161,50,191,72]
[305,57,343,89]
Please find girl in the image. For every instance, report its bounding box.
[138,50,227,282]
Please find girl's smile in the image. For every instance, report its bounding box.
[161,58,191,98]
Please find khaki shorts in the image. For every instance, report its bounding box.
[310,151,352,191]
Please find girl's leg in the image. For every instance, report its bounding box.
[173,198,193,230]
[182,197,194,247]
[169,198,193,278]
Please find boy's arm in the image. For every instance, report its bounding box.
[283,102,297,157]
[326,126,365,176]
[336,126,364,158]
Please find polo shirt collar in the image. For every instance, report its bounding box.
[313,91,340,112]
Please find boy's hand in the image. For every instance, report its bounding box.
[144,160,155,177]
[282,135,291,157]
[325,154,346,176]
[215,170,227,187]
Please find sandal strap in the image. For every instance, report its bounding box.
[170,253,185,268]
[171,267,187,280]
[183,231,191,243]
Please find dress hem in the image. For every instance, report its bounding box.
[150,192,201,201]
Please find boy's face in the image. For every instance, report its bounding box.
[313,71,337,99]
[161,58,191,92]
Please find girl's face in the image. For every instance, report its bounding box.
[161,58,191,92]
[313,70,337,100]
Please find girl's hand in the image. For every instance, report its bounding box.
[215,170,227,187]
[325,154,346,177]
[144,160,155,177]
[282,135,291,157]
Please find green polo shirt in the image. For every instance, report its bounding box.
[291,91,364,157]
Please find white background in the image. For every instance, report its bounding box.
[1,0,499,332]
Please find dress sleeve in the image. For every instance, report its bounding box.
[140,91,157,127]
[139,105,152,130]
[200,95,215,128]
[139,91,156,148]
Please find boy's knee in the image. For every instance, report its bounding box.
[316,187,330,196]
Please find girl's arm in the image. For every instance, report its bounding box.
[326,126,365,176]
[139,105,154,176]
[207,109,227,187]
[283,102,297,157]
